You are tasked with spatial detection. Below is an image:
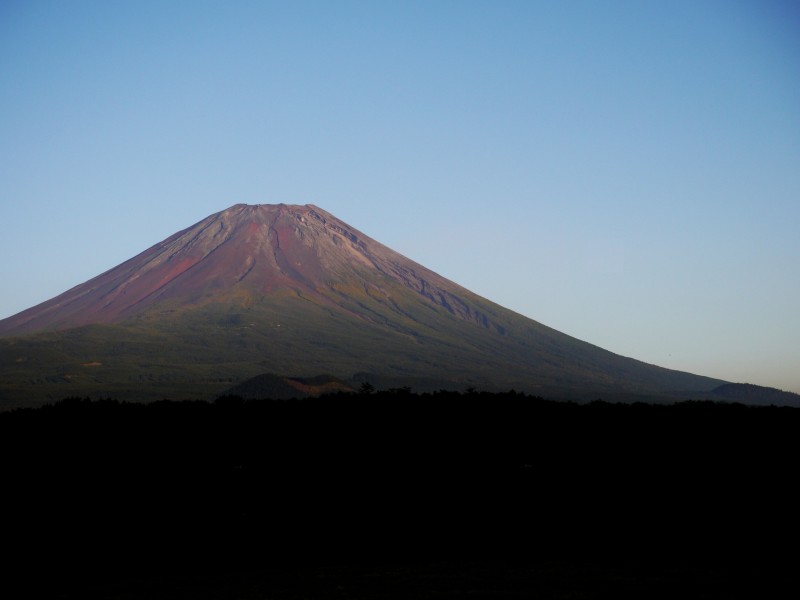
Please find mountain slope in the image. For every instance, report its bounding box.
[0,203,728,406]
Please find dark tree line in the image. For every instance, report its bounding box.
[1,391,798,597]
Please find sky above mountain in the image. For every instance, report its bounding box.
[1,1,798,393]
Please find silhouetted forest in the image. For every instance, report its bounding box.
[2,390,798,598]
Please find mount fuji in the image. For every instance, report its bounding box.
[0,203,731,407]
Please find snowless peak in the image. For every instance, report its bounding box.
[217,203,330,222]
[0,202,451,335]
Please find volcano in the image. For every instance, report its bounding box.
[0,203,728,407]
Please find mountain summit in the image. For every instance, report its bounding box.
[0,203,728,405]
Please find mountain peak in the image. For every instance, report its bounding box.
[221,202,316,215]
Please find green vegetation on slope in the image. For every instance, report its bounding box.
[0,280,728,409]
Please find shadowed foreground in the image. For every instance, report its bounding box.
[2,390,798,598]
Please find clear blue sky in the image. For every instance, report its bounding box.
[2,1,799,393]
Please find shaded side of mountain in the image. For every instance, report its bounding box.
[708,383,800,406]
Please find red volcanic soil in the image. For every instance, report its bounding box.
[0,204,476,337]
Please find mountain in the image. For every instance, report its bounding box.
[0,203,734,407]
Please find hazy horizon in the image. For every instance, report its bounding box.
[1,1,798,393]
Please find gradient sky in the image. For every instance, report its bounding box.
[1,0,799,393]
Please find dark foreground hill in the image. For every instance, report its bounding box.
[0,203,734,408]
[2,392,798,598]
[222,372,355,399]
[710,382,800,406]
